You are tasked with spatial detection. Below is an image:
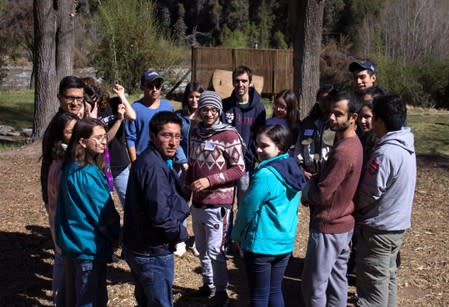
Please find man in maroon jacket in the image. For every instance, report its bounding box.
[301,91,363,307]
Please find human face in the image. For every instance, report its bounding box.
[353,70,376,91]
[256,133,280,161]
[141,80,163,100]
[358,106,373,133]
[329,99,354,132]
[151,123,181,158]
[233,72,250,100]
[80,126,107,155]
[199,106,220,127]
[58,88,84,116]
[63,119,77,144]
[318,93,330,117]
[188,91,201,112]
[273,97,288,118]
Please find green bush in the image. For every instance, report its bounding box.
[94,0,184,94]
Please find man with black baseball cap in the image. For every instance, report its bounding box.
[125,70,174,162]
[349,60,378,94]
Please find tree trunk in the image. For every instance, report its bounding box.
[32,0,75,140]
[32,0,57,140]
[291,0,324,120]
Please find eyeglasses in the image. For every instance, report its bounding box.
[145,82,162,90]
[273,102,287,111]
[89,134,107,143]
[159,132,182,141]
[200,107,219,115]
[62,95,84,103]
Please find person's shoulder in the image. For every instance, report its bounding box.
[159,99,174,109]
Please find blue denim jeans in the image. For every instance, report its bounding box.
[243,251,291,307]
[123,249,174,307]
[62,257,108,307]
[113,167,129,208]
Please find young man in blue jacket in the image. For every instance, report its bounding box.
[123,111,190,307]
[221,66,266,253]
[356,95,416,307]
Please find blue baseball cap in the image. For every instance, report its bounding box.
[349,60,376,74]
[141,70,164,85]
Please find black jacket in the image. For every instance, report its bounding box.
[123,143,190,256]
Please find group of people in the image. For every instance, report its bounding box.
[40,61,416,307]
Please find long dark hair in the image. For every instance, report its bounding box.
[42,112,79,163]
[273,89,299,138]
[64,118,106,170]
[182,81,204,115]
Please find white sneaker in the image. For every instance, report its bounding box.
[190,242,200,257]
[174,242,186,257]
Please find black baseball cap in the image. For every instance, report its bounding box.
[349,60,376,74]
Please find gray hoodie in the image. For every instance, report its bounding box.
[356,127,416,231]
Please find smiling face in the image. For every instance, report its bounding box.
[273,97,288,118]
[58,87,84,116]
[358,105,374,133]
[256,132,280,161]
[141,79,163,101]
[188,91,202,112]
[151,123,181,158]
[80,125,107,155]
[233,72,250,101]
[353,69,376,91]
[63,119,77,144]
[199,106,220,127]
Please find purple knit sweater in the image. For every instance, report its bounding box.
[185,127,245,206]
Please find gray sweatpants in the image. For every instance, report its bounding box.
[191,206,229,291]
[302,229,353,307]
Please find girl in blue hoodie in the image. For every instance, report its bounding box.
[232,124,306,307]
[55,118,120,307]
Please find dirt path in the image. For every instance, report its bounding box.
[0,143,448,306]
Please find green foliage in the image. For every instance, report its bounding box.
[222,0,249,32]
[408,110,449,156]
[94,0,184,93]
[272,31,288,49]
[374,55,449,108]
[0,89,34,129]
[220,25,250,48]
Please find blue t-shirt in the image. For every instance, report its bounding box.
[125,99,173,155]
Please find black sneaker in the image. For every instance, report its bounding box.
[189,284,216,298]
[208,291,229,307]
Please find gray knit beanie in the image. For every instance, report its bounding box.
[198,91,222,114]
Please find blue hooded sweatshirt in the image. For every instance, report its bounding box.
[232,153,307,255]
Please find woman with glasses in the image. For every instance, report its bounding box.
[266,89,301,144]
[55,118,120,307]
[184,91,245,306]
[81,77,136,207]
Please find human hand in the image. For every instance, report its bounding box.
[113,83,125,97]
[117,103,126,120]
[191,177,210,192]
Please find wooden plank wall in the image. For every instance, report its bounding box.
[192,47,293,96]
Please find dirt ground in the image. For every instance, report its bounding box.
[0,142,448,306]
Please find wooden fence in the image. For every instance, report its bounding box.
[191,47,293,96]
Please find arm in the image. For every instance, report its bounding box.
[357,154,390,211]
[206,132,245,187]
[113,83,136,120]
[145,166,188,243]
[125,115,138,162]
[231,170,269,242]
[307,149,350,207]
[107,104,126,142]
